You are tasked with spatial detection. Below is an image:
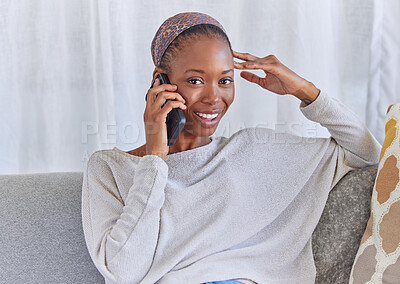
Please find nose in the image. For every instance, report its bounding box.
[201,83,220,104]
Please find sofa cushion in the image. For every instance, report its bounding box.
[350,104,400,283]
[312,165,378,283]
[0,172,104,284]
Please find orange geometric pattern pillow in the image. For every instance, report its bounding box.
[350,104,400,283]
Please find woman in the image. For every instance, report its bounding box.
[82,12,381,284]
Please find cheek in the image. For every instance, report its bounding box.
[224,88,235,107]
[177,86,200,106]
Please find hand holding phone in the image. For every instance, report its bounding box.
[143,73,186,159]
[149,74,186,146]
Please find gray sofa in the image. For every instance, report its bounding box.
[0,165,378,284]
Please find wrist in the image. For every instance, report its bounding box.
[294,81,320,105]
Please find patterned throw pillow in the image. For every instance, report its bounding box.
[350,104,400,283]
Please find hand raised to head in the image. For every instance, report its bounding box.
[233,51,320,104]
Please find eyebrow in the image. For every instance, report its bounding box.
[184,68,234,74]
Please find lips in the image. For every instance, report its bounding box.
[193,111,222,128]
[194,112,219,119]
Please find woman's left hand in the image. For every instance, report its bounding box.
[233,51,320,104]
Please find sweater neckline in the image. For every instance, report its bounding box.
[112,136,218,161]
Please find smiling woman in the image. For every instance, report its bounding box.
[81,12,381,284]
[161,35,234,144]
[146,20,236,157]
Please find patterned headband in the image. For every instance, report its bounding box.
[151,12,226,66]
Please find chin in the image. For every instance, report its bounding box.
[182,109,225,136]
[182,126,217,137]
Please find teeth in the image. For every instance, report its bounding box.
[195,112,219,119]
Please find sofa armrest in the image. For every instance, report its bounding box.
[0,172,104,284]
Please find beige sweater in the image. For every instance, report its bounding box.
[82,91,381,284]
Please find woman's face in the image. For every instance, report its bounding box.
[162,36,235,138]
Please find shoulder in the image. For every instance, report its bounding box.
[226,126,328,147]
[85,148,130,178]
[227,127,276,144]
[87,148,119,166]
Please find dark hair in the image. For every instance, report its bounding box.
[158,24,233,73]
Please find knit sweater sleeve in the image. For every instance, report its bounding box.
[299,91,381,186]
[81,153,168,283]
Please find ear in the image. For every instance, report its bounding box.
[152,67,166,81]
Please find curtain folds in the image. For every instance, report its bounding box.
[367,0,400,145]
[1,0,398,174]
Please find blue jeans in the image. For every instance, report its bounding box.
[203,281,243,284]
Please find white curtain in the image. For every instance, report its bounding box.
[1,0,399,174]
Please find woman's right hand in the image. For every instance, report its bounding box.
[143,77,187,160]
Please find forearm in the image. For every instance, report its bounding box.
[300,91,381,167]
[82,154,168,283]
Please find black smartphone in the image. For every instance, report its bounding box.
[146,73,186,146]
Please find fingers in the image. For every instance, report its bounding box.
[146,77,161,101]
[144,81,186,122]
[144,78,187,159]
[233,53,278,74]
[154,91,186,109]
[146,82,179,105]
[152,77,161,88]
[159,100,187,118]
[234,60,267,70]
[233,50,259,62]
[239,71,263,85]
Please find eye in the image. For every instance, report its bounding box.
[220,78,233,85]
[188,78,202,85]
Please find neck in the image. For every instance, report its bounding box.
[168,132,211,155]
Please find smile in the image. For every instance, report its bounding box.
[194,112,219,119]
[193,111,221,128]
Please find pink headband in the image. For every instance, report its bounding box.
[151,12,226,66]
